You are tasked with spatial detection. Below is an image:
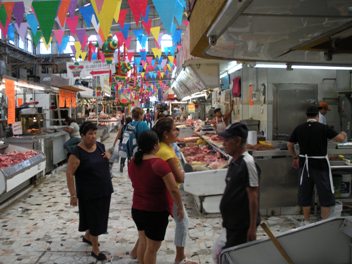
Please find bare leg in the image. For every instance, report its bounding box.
[321,206,330,219]
[137,233,146,264]
[90,234,100,255]
[175,246,186,263]
[144,237,161,264]
[303,206,311,221]
[130,238,139,259]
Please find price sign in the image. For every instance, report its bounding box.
[12,121,23,135]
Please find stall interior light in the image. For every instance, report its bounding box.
[220,63,243,78]
[254,63,352,70]
[181,91,207,101]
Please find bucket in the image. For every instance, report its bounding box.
[340,174,351,198]
[330,200,343,218]
[247,131,257,145]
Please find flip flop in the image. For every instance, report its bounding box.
[91,251,107,261]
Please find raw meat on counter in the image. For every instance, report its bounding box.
[180,145,228,171]
[0,150,39,169]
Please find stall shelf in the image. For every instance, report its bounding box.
[0,143,46,203]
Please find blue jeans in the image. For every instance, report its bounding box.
[64,137,81,153]
[172,202,189,247]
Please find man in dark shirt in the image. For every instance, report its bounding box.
[287,105,346,223]
[219,123,260,248]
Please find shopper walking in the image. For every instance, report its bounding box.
[128,130,184,264]
[287,105,346,223]
[66,121,113,261]
[219,122,260,248]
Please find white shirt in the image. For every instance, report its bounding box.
[319,112,327,125]
[69,122,80,138]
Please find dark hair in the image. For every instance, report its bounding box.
[80,121,97,135]
[152,117,174,141]
[134,130,159,165]
[132,107,144,120]
[214,108,221,114]
[125,116,132,124]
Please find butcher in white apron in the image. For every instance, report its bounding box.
[213,102,234,134]
[287,105,346,224]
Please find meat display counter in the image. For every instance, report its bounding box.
[184,135,352,214]
[0,143,46,203]
[5,131,68,173]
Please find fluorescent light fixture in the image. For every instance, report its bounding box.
[228,64,242,74]
[255,63,352,70]
[255,63,286,69]
[292,65,352,70]
[181,91,207,101]
[220,62,242,78]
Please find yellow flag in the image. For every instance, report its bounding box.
[150,26,160,42]
[80,51,87,61]
[160,72,165,79]
[168,56,174,64]
[167,64,172,71]
[74,41,82,60]
[91,0,120,41]
[152,48,162,58]
[141,72,145,78]
[113,0,122,22]
[43,37,52,48]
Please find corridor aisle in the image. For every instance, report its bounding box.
[0,133,300,263]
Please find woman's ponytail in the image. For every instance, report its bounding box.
[134,149,144,165]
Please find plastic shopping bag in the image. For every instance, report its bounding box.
[212,228,226,264]
[110,140,120,163]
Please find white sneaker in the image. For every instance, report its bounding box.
[300,220,311,227]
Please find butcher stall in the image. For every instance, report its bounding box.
[0,142,46,203]
[183,133,352,215]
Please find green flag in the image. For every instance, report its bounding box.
[32,0,60,44]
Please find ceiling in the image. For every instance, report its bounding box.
[205,0,352,66]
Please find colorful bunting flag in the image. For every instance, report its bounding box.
[13,2,25,26]
[113,0,123,22]
[53,29,64,45]
[152,0,176,34]
[121,23,130,40]
[57,0,70,28]
[0,2,14,37]
[95,0,104,12]
[32,0,60,44]
[7,23,15,42]
[91,0,121,41]
[26,13,38,35]
[57,35,70,53]
[68,0,77,17]
[150,26,160,42]
[79,4,95,27]
[91,14,100,35]
[15,22,28,41]
[128,0,148,26]
[32,30,42,46]
[142,4,150,23]
[142,19,151,35]
[66,16,79,35]
[118,9,128,29]
[152,48,162,58]
[76,28,88,48]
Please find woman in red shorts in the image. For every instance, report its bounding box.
[128,130,184,264]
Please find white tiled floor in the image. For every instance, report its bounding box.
[0,133,308,264]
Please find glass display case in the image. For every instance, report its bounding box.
[20,113,44,135]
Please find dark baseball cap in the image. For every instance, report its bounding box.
[219,122,248,139]
[306,105,319,116]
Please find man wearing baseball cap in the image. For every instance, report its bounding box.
[287,105,346,225]
[218,122,261,249]
[318,101,330,125]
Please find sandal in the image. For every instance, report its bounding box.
[91,251,107,261]
[82,236,100,246]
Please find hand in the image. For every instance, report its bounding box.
[247,226,256,241]
[177,205,184,220]
[102,151,111,160]
[70,196,78,206]
[292,158,299,169]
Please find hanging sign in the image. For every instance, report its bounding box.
[12,121,23,135]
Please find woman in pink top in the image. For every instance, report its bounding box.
[128,130,184,264]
